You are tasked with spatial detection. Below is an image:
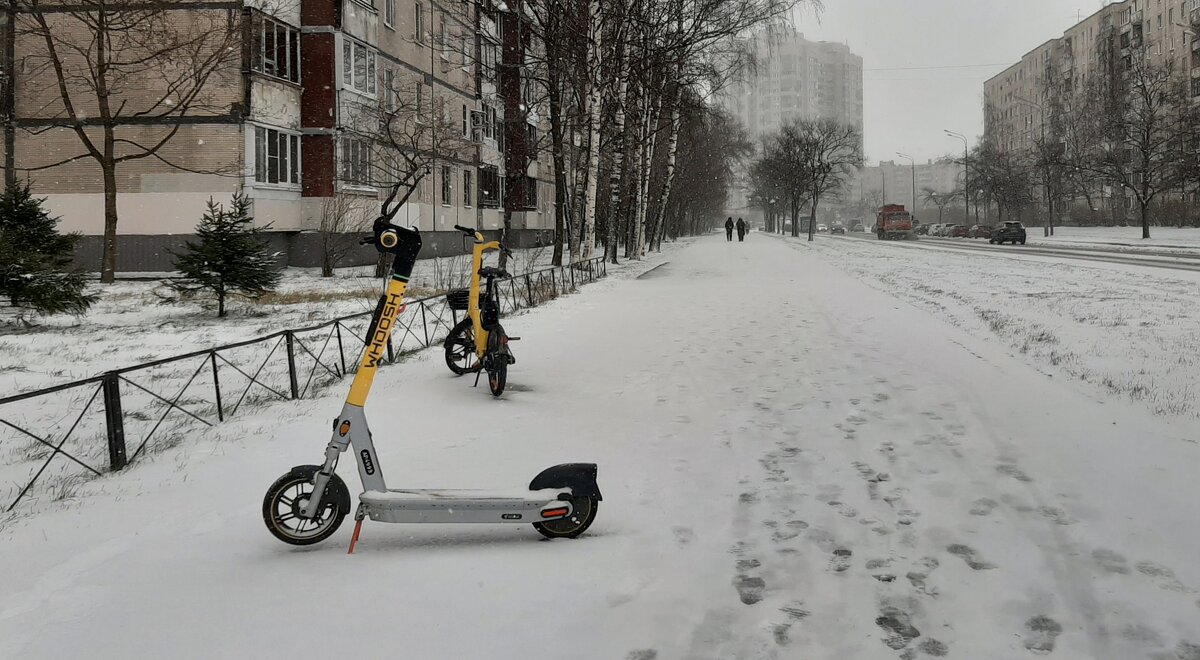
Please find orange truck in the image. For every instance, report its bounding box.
[876,204,915,240]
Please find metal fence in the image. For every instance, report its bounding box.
[0,257,607,515]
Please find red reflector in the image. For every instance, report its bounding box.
[541,507,569,519]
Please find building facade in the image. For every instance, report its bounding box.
[0,0,554,271]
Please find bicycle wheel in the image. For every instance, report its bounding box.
[486,325,507,396]
[444,318,478,375]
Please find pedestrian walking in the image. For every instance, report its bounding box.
[736,218,747,242]
[725,217,734,241]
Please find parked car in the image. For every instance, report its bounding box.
[967,225,993,239]
[931,223,948,236]
[851,224,865,232]
[948,225,969,238]
[817,224,829,233]
[916,223,931,235]
[830,224,846,235]
[990,221,1027,245]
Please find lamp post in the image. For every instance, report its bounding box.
[945,130,969,228]
[897,152,917,223]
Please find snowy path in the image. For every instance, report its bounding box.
[2,234,1199,659]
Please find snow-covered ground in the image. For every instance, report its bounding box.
[0,245,559,395]
[808,235,1200,419]
[1,234,1198,659]
[1019,226,1198,254]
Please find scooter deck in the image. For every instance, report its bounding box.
[360,488,573,524]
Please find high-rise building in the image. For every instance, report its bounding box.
[725,28,864,140]
[721,27,863,218]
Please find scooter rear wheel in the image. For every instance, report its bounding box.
[533,497,599,539]
[262,471,346,545]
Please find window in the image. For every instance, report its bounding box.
[414,2,425,43]
[384,69,396,112]
[251,15,300,83]
[462,35,471,69]
[479,166,500,207]
[526,122,536,149]
[441,165,452,205]
[341,138,372,186]
[385,0,395,27]
[463,169,473,207]
[440,18,449,58]
[254,127,301,185]
[525,176,537,210]
[342,38,377,95]
[462,104,469,137]
[481,40,498,81]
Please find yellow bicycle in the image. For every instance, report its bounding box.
[443,225,518,396]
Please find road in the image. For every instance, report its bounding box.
[2,234,1198,659]
[838,231,1200,273]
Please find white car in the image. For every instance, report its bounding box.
[817,224,829,233]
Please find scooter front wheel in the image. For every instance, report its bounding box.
[262,470,347,545]
[533,497,599,539]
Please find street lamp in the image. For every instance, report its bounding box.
[896,152,917,223]
[945,130,970,228]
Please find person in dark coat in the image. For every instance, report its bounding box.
[725,217,734,241]
[736,218,747,241]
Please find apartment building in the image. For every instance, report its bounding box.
[984,0,1200,155]
[0,0,554,271]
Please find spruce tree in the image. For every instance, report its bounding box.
[0,182,96,316]
[167,193,281,317]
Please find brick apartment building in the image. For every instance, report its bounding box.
[0,0,555,271]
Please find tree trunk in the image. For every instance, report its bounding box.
[578,0,604,260]
[100,153,118,283]
[1141,200,1151,239]
[632,89,660,259]
[549,84,567,267]
[808,197,818,242]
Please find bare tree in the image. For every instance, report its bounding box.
[15,0,243,282]
[1078,56,1197,239]
[780,117,862,241]
[317,194,374,277]
[920,186,960,224]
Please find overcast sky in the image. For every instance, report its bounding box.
[794,0,1117,164]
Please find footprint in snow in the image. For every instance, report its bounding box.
[1022,615,1063,654]
[875,606,921,650]
[734,574,766,605]
[1136,561,1193,592]
[830,547,853,573]
[626,650,657,660]
[672,526,695,547]
[997,463,1034,483]
[947,544,997,570]
[1170,641,1200,660]
[906,557,941,597]
[919,638,950,656]
[970,497,999,516]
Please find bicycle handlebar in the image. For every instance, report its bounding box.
[454,224,477,236]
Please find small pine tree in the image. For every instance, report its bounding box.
[0,182,96,316]
[167,193,281,317]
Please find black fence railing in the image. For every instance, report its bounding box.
[0,257,607,515]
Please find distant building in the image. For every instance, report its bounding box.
[851,159,964,221]
[721,26,864,219]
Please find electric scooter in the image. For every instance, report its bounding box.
[261,185,601,551]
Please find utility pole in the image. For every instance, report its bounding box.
[897,152,917,223]
[945,130,969,228]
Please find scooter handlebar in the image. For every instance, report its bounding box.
[454,225,477,237]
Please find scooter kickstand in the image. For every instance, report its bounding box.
[347,505,367,555]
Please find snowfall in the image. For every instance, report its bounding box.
[2,231,1199,659]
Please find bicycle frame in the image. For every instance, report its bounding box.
[466,230,503,360]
